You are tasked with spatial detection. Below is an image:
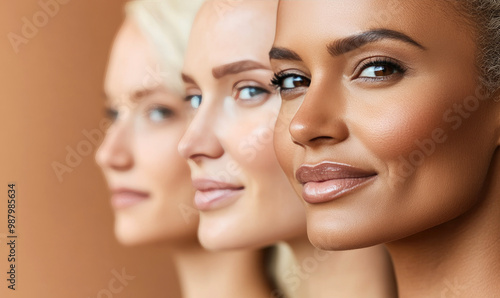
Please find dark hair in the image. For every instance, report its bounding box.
[454,0,500,93]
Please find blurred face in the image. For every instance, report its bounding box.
[271,0,500,250]
[96,18,197,246]
[179,0,306,250]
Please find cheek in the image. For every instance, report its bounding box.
[137,127,192,191]
[353,79,473,165]
[224,105,281,172]
[274,99,302,179]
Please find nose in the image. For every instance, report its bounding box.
[95,119,133,171]
[178,99,224,163]
[289,82,348,147]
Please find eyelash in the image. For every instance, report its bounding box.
[146,105,174,122]
[355,57,407,81]
[104,105,174,124]
[270,57,407,91]
[270,71,310,91]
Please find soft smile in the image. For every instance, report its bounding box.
[110,187,150,209]
[296,162,377,204]
[192,179,244,211]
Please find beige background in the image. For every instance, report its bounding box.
[0,1,181,297]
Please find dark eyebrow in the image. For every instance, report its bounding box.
[212,60,270,79]
[327,29,425,56]
[269,47,303,61]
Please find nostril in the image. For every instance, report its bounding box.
[310,136,335,143]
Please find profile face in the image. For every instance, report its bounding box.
[271,0,500,250]
[96,19,197,245]
[179,0,306,250]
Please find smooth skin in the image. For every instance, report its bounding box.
[97,18,269,298]
[97,18,196,246]
[271,0,500,297]
[180,1,397,297]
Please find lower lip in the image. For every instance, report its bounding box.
[194,188,243,211]
[111,192,149,210]
[302,176,376,204]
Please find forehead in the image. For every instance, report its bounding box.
[274,0,468,50]
[105,18,159,99]
[184,0,278,75]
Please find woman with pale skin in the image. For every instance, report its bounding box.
[179,1,397,297]
[270,0,500,297]
[96,1,271,297]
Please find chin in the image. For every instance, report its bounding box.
[197,220,268,251]
[113,214,167,246]
[114,220,153,246]
[305,210,392,251]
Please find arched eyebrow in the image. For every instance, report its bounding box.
[269,29,425,61]
[327,29,425,56]
[212,60,270,79]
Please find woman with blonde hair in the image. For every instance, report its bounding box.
[97,1,271,296]
[179,1,397,297]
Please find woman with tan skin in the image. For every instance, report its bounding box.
[270,0,500,297]
[96,1,270,297]
[179,1,397,297]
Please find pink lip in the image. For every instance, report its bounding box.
[296,162,377,204]
[110,188,150,209]
[192,179,244,211]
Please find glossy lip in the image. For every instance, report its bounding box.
[296,162,377,204]
[110,187,150,210]
[192,179,244,211]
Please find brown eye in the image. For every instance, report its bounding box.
[358,60,405,79]
[280,75,311,89]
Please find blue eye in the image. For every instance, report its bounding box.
[147,106,173,123]
[234,86,270,103]
[186,95,202,109]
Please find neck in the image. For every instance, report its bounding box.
[387,150,500,298]
[172,243,271,298]
[278,236,397,298]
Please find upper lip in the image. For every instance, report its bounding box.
[296,162,377,184]
[192,179,244,191]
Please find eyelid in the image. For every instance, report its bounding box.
[185,86,201,97]
[231,80,273,107]
[144,104,175,122]
[270,69,310,89]
[233,79,273,93]
[352,56,408,80]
